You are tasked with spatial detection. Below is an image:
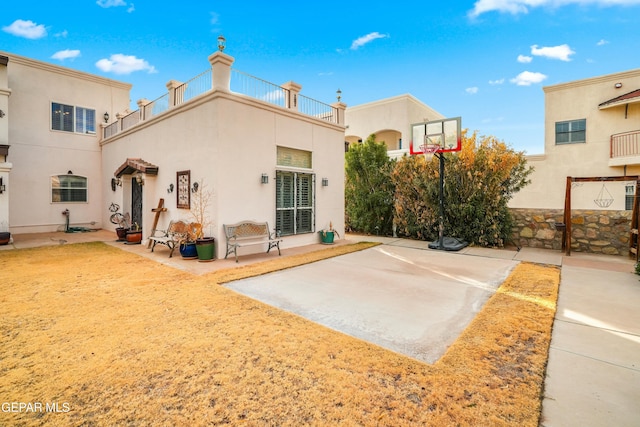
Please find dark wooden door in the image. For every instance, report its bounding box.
[131,179,143,229]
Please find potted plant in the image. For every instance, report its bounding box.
[178,223,198,259]
[109,203,130,241]
[189,179,215,261]
[126,222,142,244]
[318,221,340,244]
[0,221,11,245]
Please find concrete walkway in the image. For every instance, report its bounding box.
[1,230,638,425]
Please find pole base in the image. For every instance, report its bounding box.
[428,236,468,251]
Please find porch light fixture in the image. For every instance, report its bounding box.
[217,35,226,52]
[167,183,174,193]
[615,82,623,89]
[0,177,5,194]
[336,89,342,102]
[192,182,199,193]
[0,110,5,118]
[322,178,329,187]
[135,174,144,185]
[104,112,109,123]
[261,173,269,184]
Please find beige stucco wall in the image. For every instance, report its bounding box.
[102,87,345,259]
[510,68,640,210]
[345,94,444,151]
[1,52,131,233]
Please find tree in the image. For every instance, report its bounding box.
[345,135,395,235]
[392,130,533,247]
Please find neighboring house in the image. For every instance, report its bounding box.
[0,50,346,259]
[510,68,640,211]
[344,94,444,159]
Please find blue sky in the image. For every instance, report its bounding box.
[2,0,640,154]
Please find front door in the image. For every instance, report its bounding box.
[131,178,143,229]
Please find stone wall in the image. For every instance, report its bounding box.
[510,208,632,256]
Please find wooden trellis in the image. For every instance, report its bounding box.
[562,176,640,258]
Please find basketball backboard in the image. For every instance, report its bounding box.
[409,117,461,156]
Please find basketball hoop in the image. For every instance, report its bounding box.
[419,143,441,161]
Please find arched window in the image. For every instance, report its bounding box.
[51,174,88,203]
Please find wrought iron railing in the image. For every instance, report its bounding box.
[103,67,336,139]
[298,94,338,124]
[611,130,640,158]
[230,69,288,108]
[175,69,212,104]
[121,110,140,131]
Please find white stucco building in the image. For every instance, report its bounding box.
[0,50,346,259]
[510,68,640,211]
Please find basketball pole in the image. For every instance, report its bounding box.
[436,152,445,250]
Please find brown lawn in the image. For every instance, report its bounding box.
[0,242,559,426]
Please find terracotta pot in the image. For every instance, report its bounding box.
[126,230,142,244]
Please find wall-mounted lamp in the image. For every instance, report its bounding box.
[104,112,110,123]
[167,183,174,193]
[0,110,5,118]
[116,177,122,187]
[217,35,226,52]
[67,170,73,175]
[0,177,5,194]
[322,178,329,187]
[261,173,269,184]
[192,182,199,193]
[135,174,145,185]
[336,89,342,102]
[615,82,623,89]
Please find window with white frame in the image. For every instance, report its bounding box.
[555,119,586,144]
[626,184,635,211]
[51,174,88,202]
[276,171,314,236]
[51,102,96,134]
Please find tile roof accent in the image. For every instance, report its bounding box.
[599,89,640,108]
[114,158,159,177]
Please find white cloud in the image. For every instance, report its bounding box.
[510,71,548,86]
[596,39,609,46]
[54,30,68,38]
[531,44,575,61]
[51,50,81,61]
[2,19,47,39]
[350,32,388,50]
[469,0,640,18]
[127,3,135,13]
[489,78,505,85]
[97,0,127,7]
[210,12,220,25]
[466,87,479,94]
[517,54,532,63]
[95,54,157,75]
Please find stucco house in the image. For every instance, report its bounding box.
[0,49,346,259]
[344,94,444,159]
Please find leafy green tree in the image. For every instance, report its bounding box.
[345,135,395,235]
[392,130,533,247]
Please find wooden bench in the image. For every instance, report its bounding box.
[149,220,199,258]
[223,221,282,262]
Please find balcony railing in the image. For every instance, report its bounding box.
[103,64,340,140]
[611,130,640,158]
[231,69,288,108]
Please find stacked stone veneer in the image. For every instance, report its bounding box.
[510,208,632,256]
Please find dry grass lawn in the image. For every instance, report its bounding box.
[0,242,560,426]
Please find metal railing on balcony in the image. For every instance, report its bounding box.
[121,110,140,131]
[175,69,212,104]
[298,94,338,124]
[143,93,169,121]
[611,130,640,158]
[103,66,338,140]
[230,69,288,108]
